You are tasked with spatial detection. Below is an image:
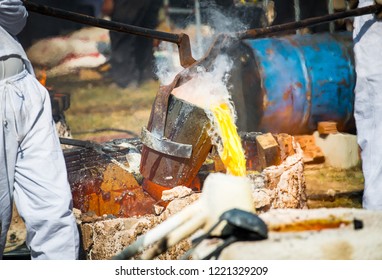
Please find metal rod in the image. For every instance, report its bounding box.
[328,0,335,33]
[59,137,97,149]
[167,7,194,14]
[23,1,380,67]
[294,0,301,35]
[194,0,203,58]
[23,0,180,43]
[22,0,196,67]
[294,0,301,22]
[23,1,381,42]
[60,137,142,180]
[238,3,382,39]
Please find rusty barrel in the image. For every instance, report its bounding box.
[229,32,356,135]
[140,94,212,198]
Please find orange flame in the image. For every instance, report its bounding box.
[38,69,47,87]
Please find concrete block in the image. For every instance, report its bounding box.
[317,121,338,135]
[294,135,325,164]
[313,131,360,169]
[256,133,281,169]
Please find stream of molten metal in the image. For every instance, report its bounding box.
[211,103,246,177]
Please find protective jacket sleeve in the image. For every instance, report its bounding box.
[0,0,28,35]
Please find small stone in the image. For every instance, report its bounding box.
[161,186,193,202]
[154,205,165,215]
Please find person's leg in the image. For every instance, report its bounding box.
[353,5,382,210]
[108,0,149,87]
[108,31,139,87]
[8,71,79,259]
[354,74,382,210]
[135,1,161,84]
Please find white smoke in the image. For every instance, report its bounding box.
[154,7,249,154]
[154,8,248,86]
[171,54,233,110]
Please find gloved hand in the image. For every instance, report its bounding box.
[376,0,382,19]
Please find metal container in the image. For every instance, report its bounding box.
[140,94,212,190]
[229,32,356,135]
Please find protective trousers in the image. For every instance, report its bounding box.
[0,70,79,259]
[353,0,382,210]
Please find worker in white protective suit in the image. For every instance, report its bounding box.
[0,0,80,259]
[353,0,382,210]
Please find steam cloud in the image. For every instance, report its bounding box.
[155,7,249,157]
[154,7,248,86]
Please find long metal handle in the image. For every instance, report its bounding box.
[22,0,196,67]
[23,1,382,65]
[238,3,382,39]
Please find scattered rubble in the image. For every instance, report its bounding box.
[80,192,200,260]
[78,135,307,259]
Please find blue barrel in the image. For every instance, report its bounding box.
[234,32,356,135]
